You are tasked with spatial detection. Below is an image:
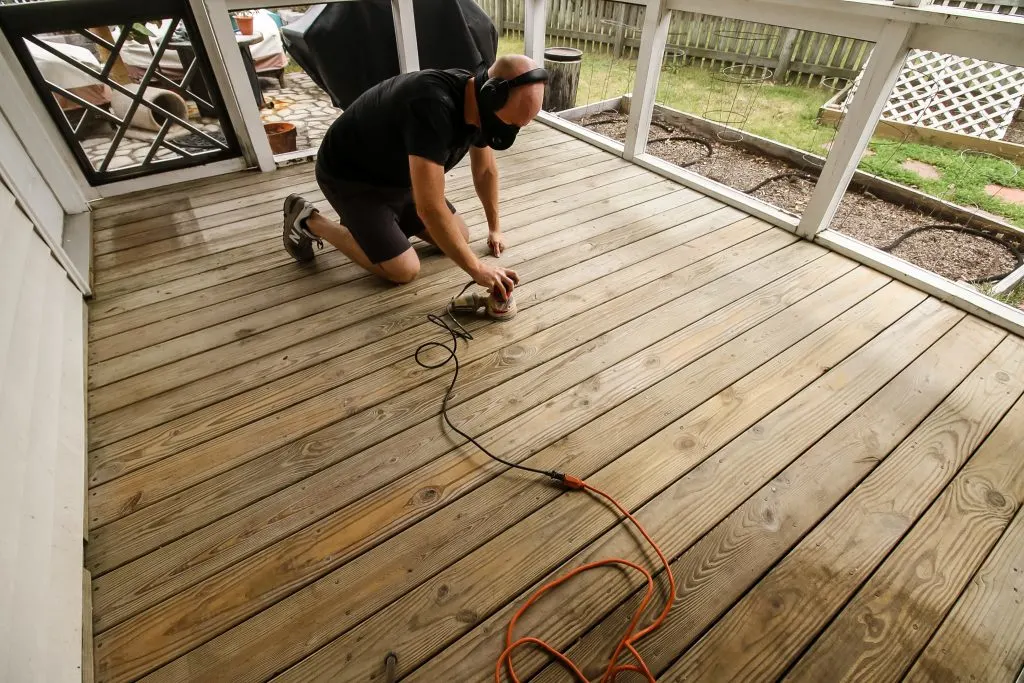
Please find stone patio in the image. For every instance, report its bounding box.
[259,71,340,153]
[76,70,335,172]
[80,117,230,172]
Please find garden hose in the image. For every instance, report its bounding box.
[881,224,1024,284]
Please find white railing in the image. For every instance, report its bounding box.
[528,0,1024,335]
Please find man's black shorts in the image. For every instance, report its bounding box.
[315,159,456,264]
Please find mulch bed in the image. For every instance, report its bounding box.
[1004,116,1024,147]
[581,111,1019,283]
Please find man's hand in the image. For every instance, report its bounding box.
[487,229,506,257]
[472,262,519,300]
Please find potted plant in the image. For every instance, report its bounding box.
[233,10,257,36]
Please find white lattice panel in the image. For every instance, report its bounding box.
[843,49,1024,140]
[929,1,1024,18]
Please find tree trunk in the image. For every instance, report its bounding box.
[543,48,583,112]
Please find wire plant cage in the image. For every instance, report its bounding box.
[701,30,774,143]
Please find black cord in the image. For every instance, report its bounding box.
[880,224,1024,284]
[745,171,818,194]
[414,284,564,482]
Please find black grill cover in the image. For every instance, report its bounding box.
[281,0,498,109]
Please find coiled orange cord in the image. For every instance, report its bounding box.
[495,475,676,683]
[418,300,676,683]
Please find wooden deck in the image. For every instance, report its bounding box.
[85,124,1024,683]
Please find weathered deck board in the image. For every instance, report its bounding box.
[84,124,1024,683]
[92,239,829,633]
[785,378,1024,682]
[525,316,1005,683]
[904,501,1024,683]
[660,337,1024,682]
[87,183,700,445]
[272,285,946,683]
[86,220,784,576]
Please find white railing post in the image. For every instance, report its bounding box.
[191,0,276,172]
[623,0,671,161]
[796,20,913,239]
[392,0,420,72]
[523,0,547,64]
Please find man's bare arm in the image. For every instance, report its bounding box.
[409,155,518,297]
[469,146,504,256]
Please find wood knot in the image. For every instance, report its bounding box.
[502,345,525,360]
[436,583,450,603]
[986,489,1007,509]
[674,435,697,450]
[861,610,887,639]
[455,609,479,624]
[644,356,660,368]
[996,371,1010,383]
[415,487,440,505]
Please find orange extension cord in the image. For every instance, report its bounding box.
[494,475,676,683]
[416,300,677,683]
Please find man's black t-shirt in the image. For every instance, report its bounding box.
[318,68,481,188]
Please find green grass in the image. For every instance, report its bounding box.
[859,142,1024,227]
[498,35,525,57]
[977,281,1024,308]
[576,49,833,152]
[498,34,1024,228]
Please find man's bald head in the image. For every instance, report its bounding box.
[487,54,545,126]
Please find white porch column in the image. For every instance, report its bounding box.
[392,0,420,73]
[523,0,547,64]
[796,20,913,239]
[191,0,276,171]
[623,0,671,161]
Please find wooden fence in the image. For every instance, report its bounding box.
[474,0,875,85]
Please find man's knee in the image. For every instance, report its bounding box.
[386,263,420,284]
[379,252,420,284]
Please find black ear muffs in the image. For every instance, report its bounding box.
[477,67,549,112]
[475,65,549,150]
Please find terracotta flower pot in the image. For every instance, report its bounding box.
[264,122,297,154]
[235,15,255,35]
